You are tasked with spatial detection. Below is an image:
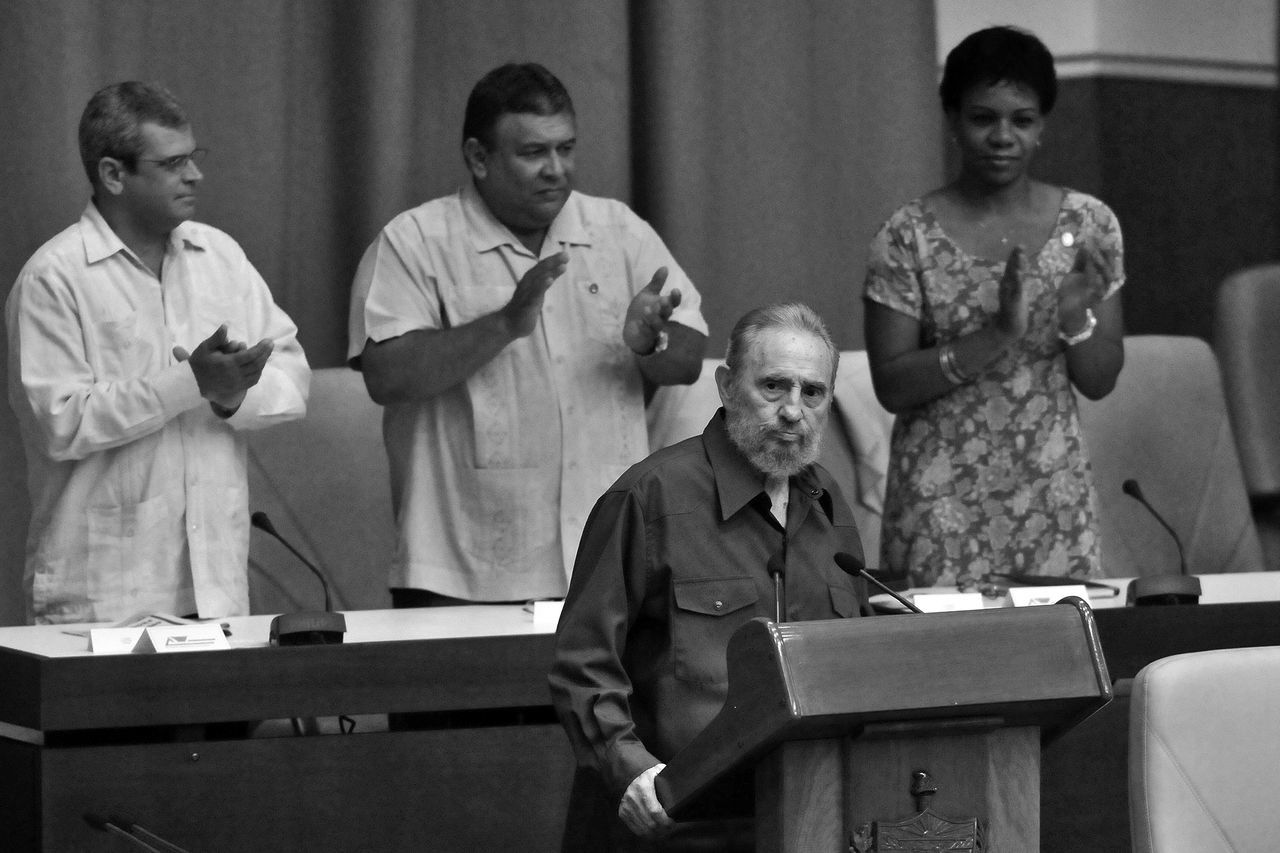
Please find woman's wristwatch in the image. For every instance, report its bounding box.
[1059,308,1097,345]
[635,329,669,357]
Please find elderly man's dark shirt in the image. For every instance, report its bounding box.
[549,409,869,810]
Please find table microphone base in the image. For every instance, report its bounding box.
[1128,575,1202,606]
[269,611,347,646]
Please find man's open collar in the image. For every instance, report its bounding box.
[461,181,591,256]
[81,201,206,266]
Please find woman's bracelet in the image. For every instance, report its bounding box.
[938,342,972,385]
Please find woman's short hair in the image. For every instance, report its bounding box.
[78,81,187,186]
[939,26,1057,115]
[725,302,840,385]
[462,62,574,149]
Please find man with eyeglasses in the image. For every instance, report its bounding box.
[5,81,310,625]
[348,63,707,607]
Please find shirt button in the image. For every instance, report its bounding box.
[713,600,723,611]
[588,283,599,294]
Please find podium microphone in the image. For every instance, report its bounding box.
[251,511,347,645]
[110,815,193,853]
[83,814,164,852]
[1120,479,1201,605]
[834,552,924,614]
[767,552,786,623]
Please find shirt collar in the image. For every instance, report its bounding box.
[81,201,207,265]
[702,409,847,525]
[460,181,591,256]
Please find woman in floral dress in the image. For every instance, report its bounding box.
[864,26,1125,588]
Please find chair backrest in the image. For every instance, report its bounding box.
[649,338,1263,579]
[241,337,1259,613]
[1130,646,1280,852]
[245,367,394,613]
[1213,264,1280,497]
[1078,335,1264,576]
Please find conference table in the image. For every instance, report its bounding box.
[2,575,1279,851]
[0,606,575,851]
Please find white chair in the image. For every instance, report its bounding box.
[1129,646,1280,852]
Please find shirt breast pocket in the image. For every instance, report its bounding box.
[549,268,628,349]
[443,282,511,327]
[671,576,760,684]
[829,582,862,618]
[92,311,150,378]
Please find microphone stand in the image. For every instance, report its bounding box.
[251,511,348,644]
[833,552,924,614]
[1121,479,1201,605]
[767,552,786,623]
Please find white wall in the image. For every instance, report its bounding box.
[936,0,1276,86]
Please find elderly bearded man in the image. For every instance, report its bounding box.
[550,302,872,852]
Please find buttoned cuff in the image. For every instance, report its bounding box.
[155,361,207,420]
[606,740,663,801]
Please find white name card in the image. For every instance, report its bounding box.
[89,623,229,654]
[1008,585,1090,607]
[89,627,147,655]
[913,592,986,612]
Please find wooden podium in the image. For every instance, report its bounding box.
[655,599,1112,852]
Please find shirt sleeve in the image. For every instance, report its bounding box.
[7,267,205,463]
[863,209,925,320]
[221,253,310,431]
[549,486,662,801]
[348,218,444,365]
[1086,197,1126,300]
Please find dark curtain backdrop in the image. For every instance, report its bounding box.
[0,0,940,624]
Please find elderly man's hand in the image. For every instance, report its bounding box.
[175,324,274,415]
[623,268,681,355]
[618,763,675,840]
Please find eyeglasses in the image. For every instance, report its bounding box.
[135,148,208,172]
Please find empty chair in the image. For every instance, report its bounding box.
[1213,265,1280,568]
[1077,335,1263,577]
[1130,646,1280,852]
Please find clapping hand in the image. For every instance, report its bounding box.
[995,246,1028,341]
[502,252,568,339]
[175,324,274,413]
[1058,242,1109,333]
[623,267,681,355]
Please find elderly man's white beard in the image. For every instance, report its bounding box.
[724,396,825,478]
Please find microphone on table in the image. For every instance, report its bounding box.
[834,552,924,614]
[1120,479,1201,605]
[251,511,348,645]
[110,815,193,853]
[83,814,164,852]
[767,552,786,623]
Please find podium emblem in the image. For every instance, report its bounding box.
[850,770,984,852]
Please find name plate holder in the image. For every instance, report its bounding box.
[90,623,229,655]
[1008,585,1090,607]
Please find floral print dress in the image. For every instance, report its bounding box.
[864,190,1124,587]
